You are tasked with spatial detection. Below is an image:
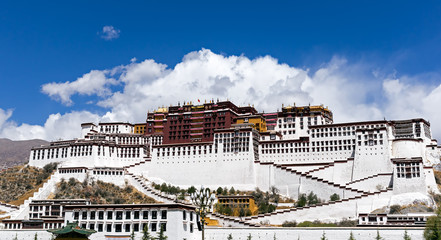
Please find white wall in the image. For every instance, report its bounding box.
[205,227,424,240]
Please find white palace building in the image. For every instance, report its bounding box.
[19,101,441,234]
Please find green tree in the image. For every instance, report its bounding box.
[320,231,327,240]
[34,233,38,240]
[216,187,223,195]
[130,228,135,240]
[239,207,245,217]
[229,187,236,195]
[224,205,233,216]
[348,231,355,240]
[227,233,233,240]
[13,234,18,240]
[403,230,411,240]
[307,192,319,205]
[375,230,383,240]
[424,210,441,240]
[247,233,252,240]
[157,225,168,240]
[296,194,307,207]
[330,193,340,201]
[142,224,152,240]
[222,187,228,195]
[273,233,277,240]
[389,204,401,214]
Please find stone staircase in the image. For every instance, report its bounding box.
[269,162,370,196]
[123,158,151,170]
[11,172,59,219]
[246,188,392,225]
[125,172,177,204]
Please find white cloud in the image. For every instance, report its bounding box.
[0,108,13,128]
[99,26,120,40]
[4,49,441,141]
[0,109,101,141]
[41,70,118,106]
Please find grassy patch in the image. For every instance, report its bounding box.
[53,178,157,204]
[0,164,56,204]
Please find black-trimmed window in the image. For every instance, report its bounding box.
[98,211,104,220]
[116,211,123,220]
[115,224,122,232]
[160,223,167,232]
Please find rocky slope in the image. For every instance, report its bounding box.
[0,138,48,169]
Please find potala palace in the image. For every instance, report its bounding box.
[1,100,441,239]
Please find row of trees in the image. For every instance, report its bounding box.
[295,192,340,207]
[129,225,167,240]
[215,203,252,217]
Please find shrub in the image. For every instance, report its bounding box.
[330,193,340,201]
[296,194,307,207]
[389,205,401,214]
[281,220,297,227]
[307,192,320,205]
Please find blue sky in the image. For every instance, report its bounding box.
[1,1,441,140]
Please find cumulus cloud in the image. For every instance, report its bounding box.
[41,70,118,106]
[3,49,441,141]
[99,25,120,40]
[0,109,101,141]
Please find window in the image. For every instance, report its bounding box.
[190,223,194,233]
[134,223,139,232]
[115,224,122,232]
[74,212,79,220]
[90,211,95,220]
[89,224,95,230]
[98,211,104,220]
[151,223,157,232]
[126,211,131,220]
[143,211,149,219]
[116,211,123,220]
[183,211,187,220]
[98,224,103,232]
[161,210,167,219]
[160,223,167,232]
[107,211,113,220]
[106,224,112,232]
[152,211,157,219]
[82,211,87,220]
[125,224,131,232]
[134,211,140,219]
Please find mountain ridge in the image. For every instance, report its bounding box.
[0,138,48,169]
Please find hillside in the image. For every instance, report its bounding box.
[0,138,48,169]
[52,178,157,204]
[0,163,56,205]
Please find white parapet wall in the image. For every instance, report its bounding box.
[205,227,425,240]
[0,227,426,240]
